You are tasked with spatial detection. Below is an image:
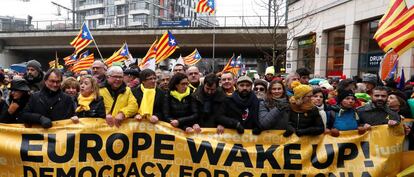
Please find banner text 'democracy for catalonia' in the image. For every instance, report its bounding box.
[0,118,405,177]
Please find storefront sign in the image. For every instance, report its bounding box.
[367,53,385,67]
[298,35,316,46]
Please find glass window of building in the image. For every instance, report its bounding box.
[326,28,345,77]
[358,19,384,76]
[297,34,316,74]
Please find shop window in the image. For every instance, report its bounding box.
[326,28,345,77]
[358,20,384,76]
[297,34,316,74]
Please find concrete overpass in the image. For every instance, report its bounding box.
[0,27,287,72]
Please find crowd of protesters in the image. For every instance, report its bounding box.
[0,59,413,149]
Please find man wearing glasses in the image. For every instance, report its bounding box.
[133,69,165,124]
[21,69,76,128]
[100,66,138,127]
[91,60,107,87]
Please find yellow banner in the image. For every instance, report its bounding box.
[0,118,405,177]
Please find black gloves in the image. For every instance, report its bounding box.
[236,122,244,134]
[283,130,293,137]
[39,116,52,129]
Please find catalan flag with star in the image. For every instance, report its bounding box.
[63,53,77,66]
[105,43,130,67]
[196,0,215,14]
[72,51,95,73]
[183,49,202,65]
[156,31,178,64]
[70,23,94,54]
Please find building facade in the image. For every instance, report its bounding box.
[0,16,28,31]
[74,0,215,29]
[286,0,414,78]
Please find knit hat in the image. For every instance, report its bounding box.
[26,60,42,72]
[10,79,30,92]
[265,66,275,75]
[362,73,377,85]
[319,80,334,90]
[254,79,268,89]
[237,76,253,84]
[337,90,356,104]
[291,81,312,99]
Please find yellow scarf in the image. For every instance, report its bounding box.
[76,93,96,112]
[139,84,156,116]
[170,87,190,102]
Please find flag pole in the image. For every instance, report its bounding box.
[55,51,59,69]
[212,13,216,73]
[84,22,104,60]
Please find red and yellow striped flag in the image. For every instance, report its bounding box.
[156,31,178,64]
[374,0,414,56]
[139,39,157,67]
[72,53,95,73]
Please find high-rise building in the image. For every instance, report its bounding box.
[74,0,216,28]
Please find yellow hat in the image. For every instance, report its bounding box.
[291,81,312,99]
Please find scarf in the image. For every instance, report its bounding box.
[170,87,191,102]
[289,96,315,113]
[76,93,96,112]
[316,105,327,128]
[139,84,156,116]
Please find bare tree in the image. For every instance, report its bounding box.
[240,0,317,73]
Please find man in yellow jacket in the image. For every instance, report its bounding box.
[100,66,138,127]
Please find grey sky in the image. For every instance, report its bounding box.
[0,0,270,21]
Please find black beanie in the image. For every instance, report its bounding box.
[337,90,356,104]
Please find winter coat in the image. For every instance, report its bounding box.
[357,102,400,126]
[21,87,76,124]
[192,86,226,128]
[284,107,324,136]
[327,106,360,131]
[132,85,165,120]
[163,89,198,130]
[257,99,287,130]
[217,91,259,130]
[23,73,44,93]
[0,94,30,123]
[76,96,106,118]
[99,82,138,118]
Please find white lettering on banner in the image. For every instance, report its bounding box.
[369,55,384,66]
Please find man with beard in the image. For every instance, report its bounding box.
[91,60,107,87]
[24,60,44,92]
[357,86,400,128]
[217,76,259,134]
[193,73,226,133]
[21,69,76,128]
[187,66,201,90]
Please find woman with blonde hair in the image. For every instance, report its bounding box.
[71,75,106,123]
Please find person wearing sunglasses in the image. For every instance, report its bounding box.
[253,79,268,100]
[257,80,289,132]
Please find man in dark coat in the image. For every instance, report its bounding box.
[21,69,76,128]
[357,86,400,128]
[193,73,226,133]
[24,59,44,92]
[132,69,164,122]
[217,76,259,134]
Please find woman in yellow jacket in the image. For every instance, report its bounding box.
[99,66,138,127]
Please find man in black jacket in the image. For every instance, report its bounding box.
[21,69,76,128]
[133,69,164,123]
[193,73,226,133]
[357,86,400,129]
[218,76,259,134]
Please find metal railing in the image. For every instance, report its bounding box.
[0,16,284,32]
